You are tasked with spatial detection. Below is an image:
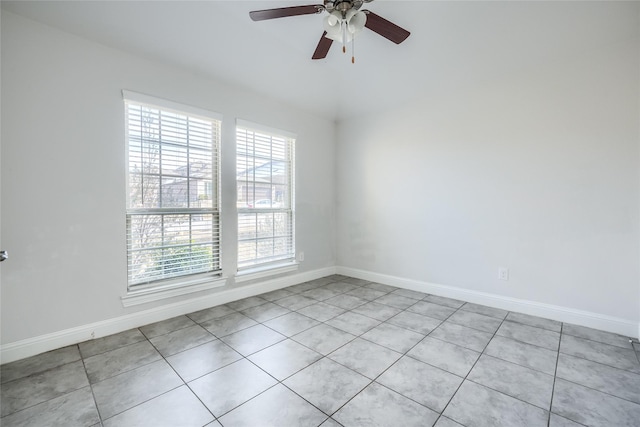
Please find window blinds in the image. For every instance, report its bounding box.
[236,123,295,270]
[124,93,221,286]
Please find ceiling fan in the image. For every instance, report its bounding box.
[249,0,410,62]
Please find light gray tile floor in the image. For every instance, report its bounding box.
[102,385,214,427]
[407,300,457,320]
[217,384,327,427]
[139,315,196,338]
[324,294,368,310]
[325,311,380,335]
[78,328,146,359]
[219,324,285,356]
[496,320,561,351]
[351,301,402,321]
[377,355,463,412]
[460,302,508,320]
[327,338,402,379]
[2,275,639,426]
[262,311,320,336]
[334,382,440,427]
[239,301,291,323]
[387,310,442,334]
[148,324,215,357]
[283,358,370,414]
[429,321,493,352]
[248,339,322,381]
[200,312,257,338]
[187,304,236,324]
[297,301,346,322]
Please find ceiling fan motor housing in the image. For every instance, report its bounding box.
[324,0,368,15]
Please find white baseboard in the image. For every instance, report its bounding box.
[3,264,636,364]
[0,266,336,364]
[337,266,640,339]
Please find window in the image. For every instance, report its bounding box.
[124,91,221,289]
[236,121,295,273]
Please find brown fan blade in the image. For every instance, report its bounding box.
[363,11,410,44]
[312,32,333,59]
[250,5,323,21]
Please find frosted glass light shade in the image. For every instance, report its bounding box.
[347,10,367,35]
[324,11,341,32]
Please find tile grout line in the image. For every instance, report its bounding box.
[94,330,206,425]
[213,277,363,426]
[0,348,94,422]
[85,304,264,425]
[548,322,563,427]
[556,344,640,376]
[550,368,640,407]
[271,280,405,422]
[202,277,358,425]
[561,332,637,350]
[145,329,221,425]
[80,347,107,425]
[439,315,564,414]
[138,275,349,425]
[427,302,508,427]
[546,325,640,425]
[325,294,463,425]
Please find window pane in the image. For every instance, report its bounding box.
[190,149,213,179]
[257,213,274,239]
[273,184,289,208]
[192,214,216,244]
[238,241,257,267]
[127,213,216,284]
[273,237,290,257]
[161,144,188,177]
[273,212,291,236]
[129,214,162,250]
[161,177,189,208]
[163,214,191,245]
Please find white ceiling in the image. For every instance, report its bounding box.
[2,1,638,121]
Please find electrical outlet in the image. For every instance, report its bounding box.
[498,267,509,281]
[298,251,305,262]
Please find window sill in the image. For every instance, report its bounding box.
[235,262,299,283]
[121,275,227,307]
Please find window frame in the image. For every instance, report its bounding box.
[235,119,297,280]
[122,91,225,304]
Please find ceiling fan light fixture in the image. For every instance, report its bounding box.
[324,10,342,28]
[323,10,343,40]
[346,9,366,35]
[248,0,411,61]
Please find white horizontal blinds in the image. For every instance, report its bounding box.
[236,124,295,270]
[125,95,221,286]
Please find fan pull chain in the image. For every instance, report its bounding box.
[352,38,355,64]
[342,23,346,53]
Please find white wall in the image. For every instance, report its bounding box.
[336,35,640,329]
[0,12,336,346]
[2,5,639,355]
